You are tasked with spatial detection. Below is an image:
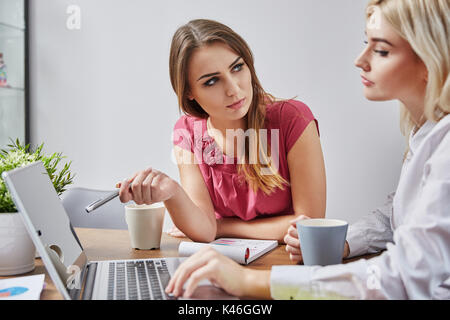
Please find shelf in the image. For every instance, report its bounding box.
[0,20,25,89]
[0,91,25,149]
[0,22,24,32]
[0,0,25,30]
[0,85,24,98]
[0,0,27,147]
[0,21,23,38]
[0,84,24,90]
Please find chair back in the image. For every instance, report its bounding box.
[61,187,128,229]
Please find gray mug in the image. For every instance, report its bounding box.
[297,219,348,266]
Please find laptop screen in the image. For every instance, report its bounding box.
[2,161,86,299]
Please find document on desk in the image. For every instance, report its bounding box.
[178,238,278,265]
[0,274,45,300]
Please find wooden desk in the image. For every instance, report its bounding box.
[1,228,380,300]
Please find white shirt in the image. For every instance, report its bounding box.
[271,114,450,299]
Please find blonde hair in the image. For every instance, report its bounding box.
[169,19,289,195]
[366,0,450,140]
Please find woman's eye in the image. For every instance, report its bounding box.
[232,63,244,72]
[374,50,389,57]
[203,77,218,87]
[202,64,244,87]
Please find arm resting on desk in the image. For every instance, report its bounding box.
[216,213,317,244]
[346,192,395,258]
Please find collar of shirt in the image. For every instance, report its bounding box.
[409,120,437,156]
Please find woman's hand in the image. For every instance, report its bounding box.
[284,215,350,263]
[117,167,179,205]
[165,247,251,298]
[283,215,310,263]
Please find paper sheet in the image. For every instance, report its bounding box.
[0,274,45,300]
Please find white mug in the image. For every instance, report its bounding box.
[125,203,165,250]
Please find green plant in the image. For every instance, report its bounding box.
[0,139,75,213]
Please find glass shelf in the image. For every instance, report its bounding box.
[0,21,24,31]
[0,85,24,97]
[0,88,24,148]
[0,0,24,30]
[0,0,26,148]
[0,22,25,89]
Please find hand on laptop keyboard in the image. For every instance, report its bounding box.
[165,246,251,298]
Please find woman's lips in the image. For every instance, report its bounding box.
[226,98,246,110]
[361,75,375,87]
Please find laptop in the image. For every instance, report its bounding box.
[2,161,233,300]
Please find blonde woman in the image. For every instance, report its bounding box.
[118,20,326,243]
[165,0,450,299]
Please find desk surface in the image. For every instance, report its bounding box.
[1,228,379,300]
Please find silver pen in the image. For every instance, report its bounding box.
[85,183,132,213]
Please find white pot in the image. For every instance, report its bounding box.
[0,212,36,276]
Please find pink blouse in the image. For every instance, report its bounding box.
[172,99,318,221]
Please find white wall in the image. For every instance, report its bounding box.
[29,0,405,226]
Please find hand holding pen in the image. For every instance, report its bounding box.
[84,181,133,213]
[85,167,179,213]
[117,167,179,205]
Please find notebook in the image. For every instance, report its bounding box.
[179,238,278,264]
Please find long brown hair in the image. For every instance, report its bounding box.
[169,19,288,195]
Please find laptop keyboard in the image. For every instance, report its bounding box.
[107,260,174,300]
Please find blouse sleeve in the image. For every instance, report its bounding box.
[280,100,319,153]
[346,192,395,258]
